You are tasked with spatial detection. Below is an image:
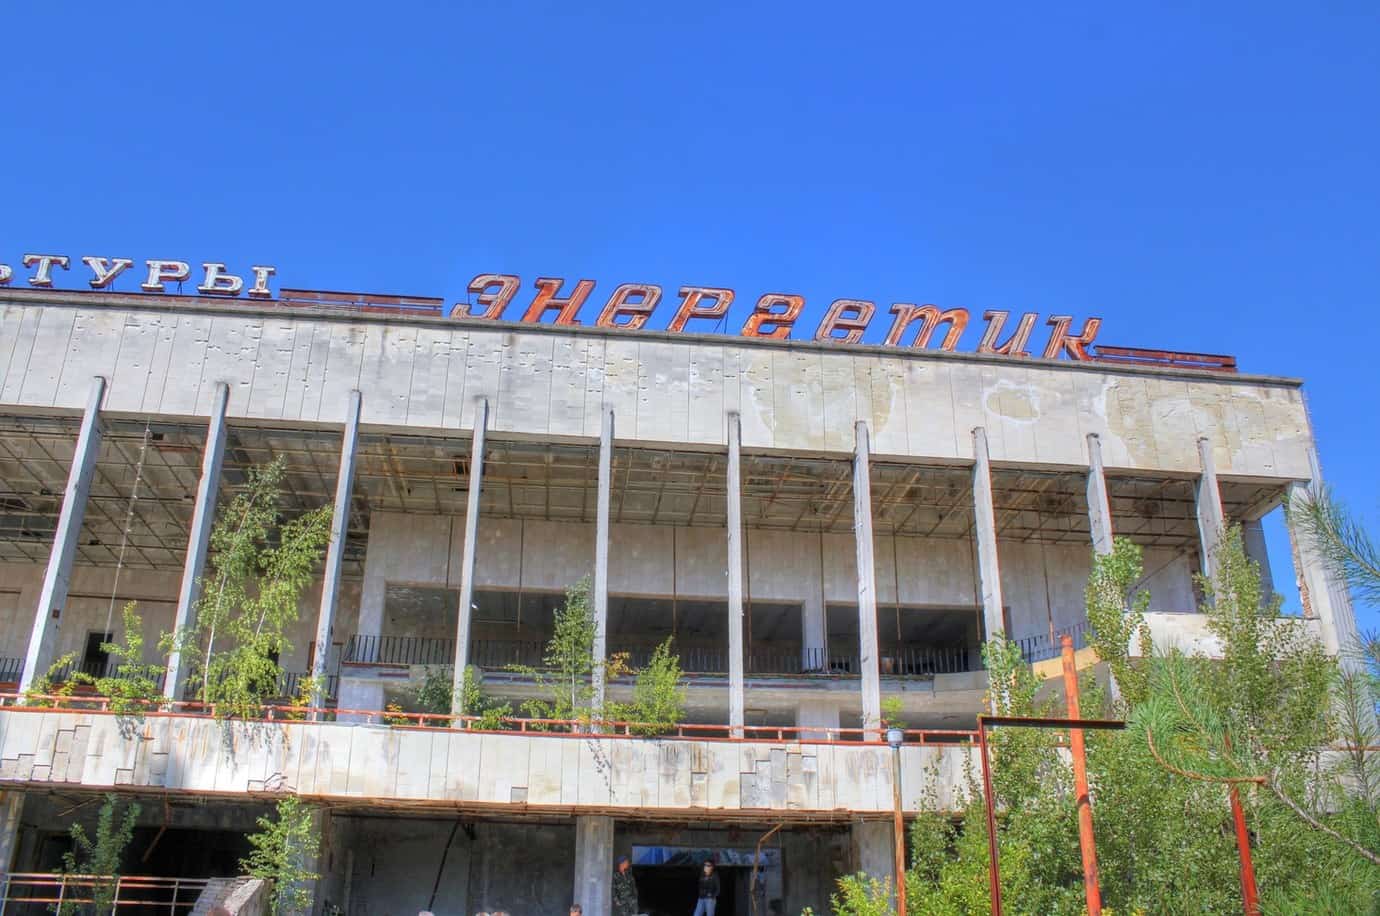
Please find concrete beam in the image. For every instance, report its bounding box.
[164,382,230,701]
[311,390,361,714]
[573,815,613,916]
[1195,437,1227,582]
[972,427,1005,644]
[1086,432,1114,556]
[592,408,613,715]
[726,413,746,734]
[853,421,882,736]
[451,399,489,716]
[20,377,105,694]
[850,819,896,890]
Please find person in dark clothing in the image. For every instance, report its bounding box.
[612,855,639,916]
[693,859,720,916]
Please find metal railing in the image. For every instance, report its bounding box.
[0,692,978,747]
[1016,622,1091,664]
[0,872,208,913]
[344,634,980,677]
[0,659,21,684]
[277,671,340,701]
[344,634,456,666]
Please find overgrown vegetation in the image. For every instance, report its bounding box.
[613,637,686,735]
[241,795,321,916]
[831,529,1380,915]
[163,460,331,717]
[58,793,139,915]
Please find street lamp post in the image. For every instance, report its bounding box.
[886,726,907,916]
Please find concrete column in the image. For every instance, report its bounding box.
[311,390,361,714]
[592,408,613,716]
[850,819,896,887]
[164,382,230,701]
[726,412,746,734]
[972,427,1005,643]
[573,815,614,916]
[1240,517,1275,600]
[451,399,489,716]
[853,421,882,736]
[1195,437,1227,583]
[1289,480,1361,660]
[20,377,105,694]
[1086,433,1114,556]
[0,791,23,873]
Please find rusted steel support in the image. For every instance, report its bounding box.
[1061,635,1102,915]
[977,722,1002,916]
[1230,787,1260,915]
[891,744,908,916]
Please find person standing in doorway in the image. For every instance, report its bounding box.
[693,859,720,916]
[613,855,639,916]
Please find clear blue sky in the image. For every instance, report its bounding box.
[3,2,1377,630]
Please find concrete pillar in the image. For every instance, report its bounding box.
[850,819,896,887]
[20,377,105,694]
[1289,480,1361,661]
[164,382,230,701]
[451,399,489,716]
[0,791,23,873]
[573,815,614,916]
[592,408,613,716]
[726,413,746,734]
[311,390,361,714]
[972,428,1005,643]
[796,700,840,741]
[1086,433,1114,556]
[1195,437,1227,583]
[1240,517,1275,599]
[853,421,882,736]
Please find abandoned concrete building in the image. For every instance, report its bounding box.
[0,282,1361,914]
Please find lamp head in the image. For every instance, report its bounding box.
[885,726,904,748]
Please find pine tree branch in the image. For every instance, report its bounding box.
[1263,778,1380,867]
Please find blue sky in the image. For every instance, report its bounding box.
[3,1,1377,630]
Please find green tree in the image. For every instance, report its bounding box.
[616,637,685,735]
[241,796,321,916]
[92,604,163,716]
[59,793,140,915]
[164,460,331,717]
[831,532,1379,915]
[514,576,617,726]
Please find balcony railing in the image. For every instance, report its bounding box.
[343,634,979,678]
[1016,621,1091,664]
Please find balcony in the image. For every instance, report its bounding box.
[0,702,975,817]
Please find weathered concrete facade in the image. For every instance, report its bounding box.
[0,289,1362,913]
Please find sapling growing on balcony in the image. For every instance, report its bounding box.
[161,459,331,718]
[58,793,140,916]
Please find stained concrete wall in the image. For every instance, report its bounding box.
[0,298,1312,479]
[0,709,977,815]
[357,511,1197,654]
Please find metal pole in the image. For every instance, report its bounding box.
[977,718,1002,916]
[1227,754,1260,915]
[891,744,907,916]
[1061,635,1102,915]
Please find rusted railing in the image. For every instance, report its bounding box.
[0,693,977,747]
[0,872,208,912]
